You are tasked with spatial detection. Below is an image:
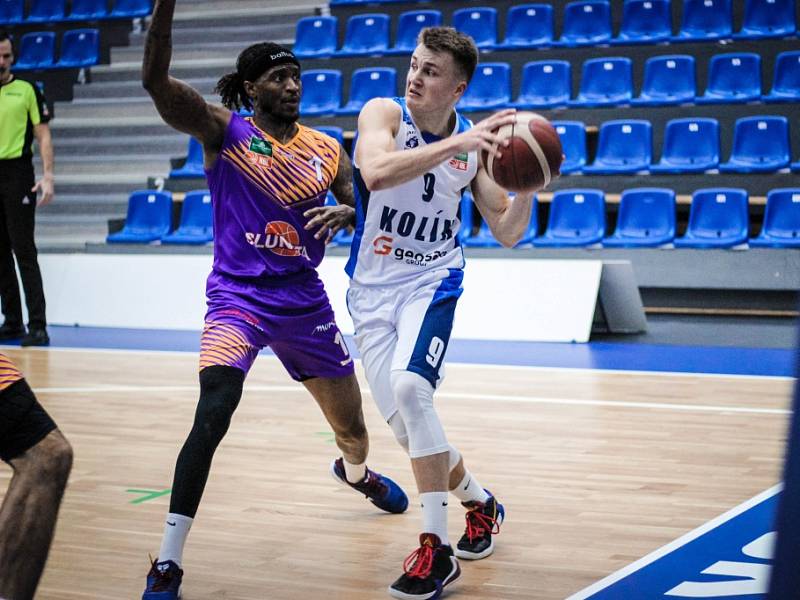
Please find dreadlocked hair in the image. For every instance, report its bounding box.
[215,71,248,111]
[214,42,297,111]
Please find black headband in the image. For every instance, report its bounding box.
[241,48,300,83]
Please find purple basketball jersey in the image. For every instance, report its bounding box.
[204,113,340,281]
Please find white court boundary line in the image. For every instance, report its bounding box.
[4,344,795,382]
[565,483,784,600]
[31,383,791,415]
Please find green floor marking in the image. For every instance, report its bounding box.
[126,488,172,504]
[314,431,335,444]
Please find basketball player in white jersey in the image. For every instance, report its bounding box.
[346,27,537,599]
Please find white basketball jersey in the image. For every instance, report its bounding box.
[346,98,478,287]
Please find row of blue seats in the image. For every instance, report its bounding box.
[298,52,800,118]
[107,187,800,249]
[171,114,800,180]
[559,116,797,175]
[0,0,151,25]
[297,0,797,58]
[9,28,99,70]
[107,190,212,245]
[459,187,800,249]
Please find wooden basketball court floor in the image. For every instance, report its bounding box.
[0,346,792,599]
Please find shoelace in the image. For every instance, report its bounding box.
[354,470,388,499]
[403,542,435,579]
[464,506,501,543]
[147,557,178,592]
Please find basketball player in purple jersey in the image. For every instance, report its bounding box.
[140,1,407,597]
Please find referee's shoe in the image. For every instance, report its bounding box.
[21,328,49,347]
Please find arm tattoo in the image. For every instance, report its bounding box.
[331,146,356,208]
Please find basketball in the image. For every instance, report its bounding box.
[481,112,563,193]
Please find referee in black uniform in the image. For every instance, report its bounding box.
[0,31,53,347]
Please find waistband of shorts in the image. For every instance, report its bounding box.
[211,267,320,288]
[0,158,34,171]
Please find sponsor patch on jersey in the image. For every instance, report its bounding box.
[449,152,469,171]
[246,136,273,168]
[245,221,308,258]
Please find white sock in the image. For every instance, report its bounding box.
[420,491,450,546]
[450,471,490,505]
[158,513,193,567]
[343,459,367,483]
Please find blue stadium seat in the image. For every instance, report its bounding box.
[583,120,652,174]
[614,0,672,44]
[533,189,605,247]
[464,195,538,247]
[673,188,749,248]
[161,190,213,245]
[388,10,442,55]
[452,7,498,49]
[552,121,587,174]
[0,0,24,24]
[735,0,796,38]
[339,13,390,56]
[300,70,342,116]
[109,0,152,18]
[511,60,571,108]
[697,52,761,104]
[14,32,55,70]
[336,67,396,115]
[558,0,612,46]
[68,0,108,20]
[603,188,676,247]
[169,137,204,178]
[314,126,344,147]
[457,63,511,111]
[570,57,632,106]
[106,190,172,244]
[675,0,732,40]
[457,191,475,244]
[27,0,65,23]
[719,116,791,173]
[632,55,696,106]
[750,188,800,247]
[55,29,99,68]
[293,16,337,59]
[793,160,800,173]
[651,118,720,173]
[498,4,554,48]
[764,51,800,103]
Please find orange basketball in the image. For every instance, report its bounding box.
[481,112,563,193]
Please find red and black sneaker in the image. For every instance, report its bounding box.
[388,533,460,600]
[455,491,504,560]
[142,556,183,599]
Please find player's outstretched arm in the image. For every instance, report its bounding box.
[471,165,535,248]
[356,99,516,192]
[142,0,228,149]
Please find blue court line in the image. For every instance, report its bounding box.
[1,325,793,377]
[567,485,782,600]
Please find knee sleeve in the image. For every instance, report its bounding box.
[193,366,245,447]
[447,444,461,471]
[387,412,410,453]
[390,370,449,459]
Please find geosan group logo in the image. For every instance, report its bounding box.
[245,221,308,258]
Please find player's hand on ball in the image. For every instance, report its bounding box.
[455,108,517,158]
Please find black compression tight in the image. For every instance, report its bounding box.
[168,365,245,518]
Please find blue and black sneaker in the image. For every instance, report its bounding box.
[388,533,461,600]
[330,457,409,514]
[455,490,504,560]
[143,557,183,600]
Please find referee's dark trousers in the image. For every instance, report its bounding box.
[0,158,46,330]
